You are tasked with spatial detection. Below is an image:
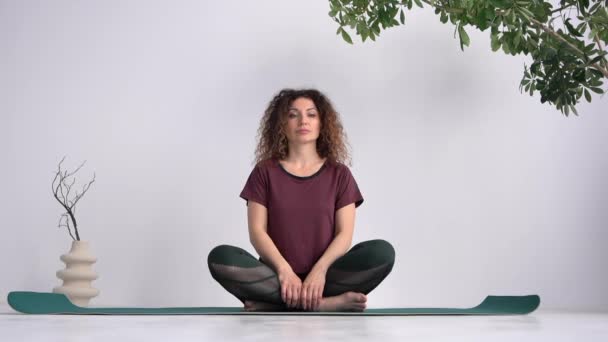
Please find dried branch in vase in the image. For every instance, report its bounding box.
[51,156,96,241]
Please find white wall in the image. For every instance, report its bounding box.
[1,0,606,311]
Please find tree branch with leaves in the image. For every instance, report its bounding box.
[51,156,96,241]
[329,0,608,116]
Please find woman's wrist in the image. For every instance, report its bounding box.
[311,260,329,274]
[276,262,293,275]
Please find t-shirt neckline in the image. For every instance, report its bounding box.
[276,158,328,180]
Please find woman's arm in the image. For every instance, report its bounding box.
[247,200,302,308]
[246,200,292,274]
[301,202,356,310]
[311,202,356,273]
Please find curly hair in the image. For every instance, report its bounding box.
[253,88,352,167]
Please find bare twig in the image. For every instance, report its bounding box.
[52,156,95,241]
[64,178,76,203]
[58,213,76,241]
[70,173,96,209]
[551,4,572,14]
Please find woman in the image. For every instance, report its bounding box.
[208,88,395,312]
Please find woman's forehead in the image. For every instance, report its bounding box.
[289,98,317,110]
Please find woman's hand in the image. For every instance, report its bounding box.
[277,268,302,309]
[301,268,326,311]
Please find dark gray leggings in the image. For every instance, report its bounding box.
[207,239,395,306]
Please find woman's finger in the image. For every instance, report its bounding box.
[290,283,297,308]
[293,285,299,308]
[303,286,309,310]
[309,285,314,311]
[281,281,287,304]
[294,285,301,308]
[291,284,297,308]
[317,284,324,310]
[302,284,311,310]
[287,284,293,308]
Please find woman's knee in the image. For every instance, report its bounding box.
[354,239,395,266]
[332,239,395,272]
[207,244,259,268]
[208,245,235,266]
[372,239,395,263]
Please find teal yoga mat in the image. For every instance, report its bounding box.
[7,291,540,316]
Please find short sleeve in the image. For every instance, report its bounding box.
[335,166,364,210]
[239,165,268,208]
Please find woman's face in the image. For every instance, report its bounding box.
[284,97,321,146]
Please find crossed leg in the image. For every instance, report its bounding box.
[207,239,395,312]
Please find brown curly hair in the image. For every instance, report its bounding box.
[253,88,352,167]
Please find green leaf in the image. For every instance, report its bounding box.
[565,18,584,37]
[341,28,353,44]
[590,78,603,87]
[589,69,603,78]
[440,11,448,24]
[490,0,510,9]
[414,0,423,8]
[589,86,604,94]
[372,23,380,34]
[476,8,492,30]
[518,6,535,19]
[573,68,586,82]
[400,9,405,25]
[576,22,587,35]
[491,34,501,51]
[458,25,470,51]
[514,31,522,48]
[584,89,592,102]
[502,37,511,54]
[570,104,579,116]
[588,54,606,65]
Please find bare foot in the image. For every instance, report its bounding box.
[318,291,367,312]
[243,300,286,312]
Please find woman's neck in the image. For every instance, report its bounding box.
[283,144,324,167]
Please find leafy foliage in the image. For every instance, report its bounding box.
[328,0,608,116]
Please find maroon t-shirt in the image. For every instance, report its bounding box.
[239,158,364,274]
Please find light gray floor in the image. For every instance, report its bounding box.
[2,304,607,341]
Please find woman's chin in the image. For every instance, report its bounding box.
[290,137,317,144]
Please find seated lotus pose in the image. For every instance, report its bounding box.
[208,88,395,312]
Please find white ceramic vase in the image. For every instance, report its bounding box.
[52,240,100,307]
